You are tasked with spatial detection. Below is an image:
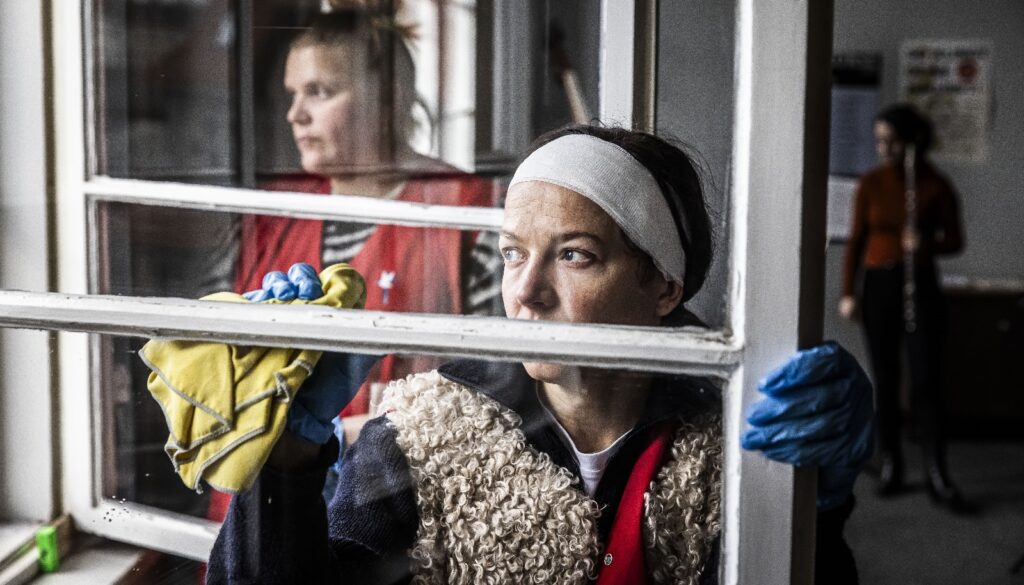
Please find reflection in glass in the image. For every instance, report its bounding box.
[92,201,504,317]
[93,1,600,185]
[94,200,505,519]
[95,0,237,182]
[208,354,722,581]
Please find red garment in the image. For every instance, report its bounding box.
[841,163,963,297]
[208,172,493,524]
[596,424,674,585]
[236,172,494,413]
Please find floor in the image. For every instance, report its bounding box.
[846,440,1024,585]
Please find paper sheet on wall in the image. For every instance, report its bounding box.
[827,176,858,242]
[899,39,992,163]
[830,53,881,178]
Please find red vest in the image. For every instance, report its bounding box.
[596,423,674,585]
[235,173,495,413]
[207,173,495,526]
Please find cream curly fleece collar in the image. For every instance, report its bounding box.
[380,370,722,585]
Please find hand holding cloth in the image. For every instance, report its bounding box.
[140,264,366,493]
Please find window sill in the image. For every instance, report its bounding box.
[0,522,43,584]
[1,523,145,585]
[30,541,144,585]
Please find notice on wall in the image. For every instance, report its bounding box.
[899,39,992,163]
[830,53,882,178]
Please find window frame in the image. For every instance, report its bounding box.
[23,0,834,581]
[0,0,55,531]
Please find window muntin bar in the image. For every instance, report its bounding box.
[84,177,505,231]
[0,290,738,377]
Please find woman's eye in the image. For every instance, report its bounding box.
[559,249,593,264]
[305,84,333,99]
[501,247,524,263]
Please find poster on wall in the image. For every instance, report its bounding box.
[830,52,882,178]
[827,53,881,241]
[899,39,992,163]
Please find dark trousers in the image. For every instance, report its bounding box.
[860,264,948,470]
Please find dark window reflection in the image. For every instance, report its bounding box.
[93,0,600,185]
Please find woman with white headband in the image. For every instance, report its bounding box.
[206,125,872,585]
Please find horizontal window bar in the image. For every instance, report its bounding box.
[84,176,505,231]
[0,290,740,376]
[77,500,219,562]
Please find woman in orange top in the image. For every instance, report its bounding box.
[840,104,966,509]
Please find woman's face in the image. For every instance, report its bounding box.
[284,44,381,176]
[501,181,682,383]
[874,120,904,167]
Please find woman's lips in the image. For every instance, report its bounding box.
[294,136,318,149]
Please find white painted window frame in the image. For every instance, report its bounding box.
[24,0,831,581]
[0,0,54,536]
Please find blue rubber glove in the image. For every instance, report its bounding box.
[740,341,874,510]
[242,263,322,302]
[245,263,380,444]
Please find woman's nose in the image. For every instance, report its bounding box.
[287,96,309,125]
[510,259,554,313]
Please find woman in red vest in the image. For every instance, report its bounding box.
[238,7,500,403]
[210,5,499,522]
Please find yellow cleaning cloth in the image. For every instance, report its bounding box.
[139,264,366,494]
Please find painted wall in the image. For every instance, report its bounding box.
[826,0,1024,363]
[832,0,1024,281]
[657,0,1023,363]
[657,1,735,329]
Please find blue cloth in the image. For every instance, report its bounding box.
[741,341,874,510]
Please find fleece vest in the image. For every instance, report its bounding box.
[380,371,722,585]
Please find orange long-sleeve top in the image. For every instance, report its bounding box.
[842,163,964,297]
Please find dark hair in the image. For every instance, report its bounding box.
[291,7,418,146]
[876,103,934,155]
[526,125,714,310]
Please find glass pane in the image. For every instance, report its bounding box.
[656,1,736,330]
[92,0,600,185]
[94,0,236,182]
[93,179,722,326]
[109,344,724,579]
[93,200,505,317]
[89,2,735,328]
[100,333,209,518]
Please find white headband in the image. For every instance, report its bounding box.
[509,134,687,286]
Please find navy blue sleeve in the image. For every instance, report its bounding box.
[206,417,419,585]
[815,495,859,585]
[699,538,720,585]
[326,416,420,584]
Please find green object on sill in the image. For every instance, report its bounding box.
[35,525,58,573]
